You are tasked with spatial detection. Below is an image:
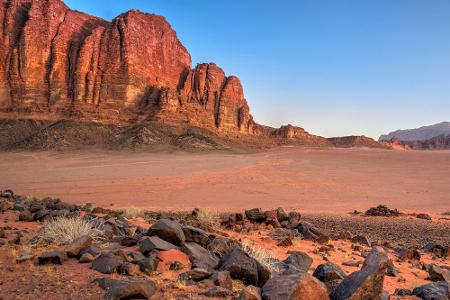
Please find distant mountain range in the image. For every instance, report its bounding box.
[379,122,450,142]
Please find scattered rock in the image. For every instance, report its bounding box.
[395,288,412,296]
[92,253,125,274]
[427,264,450,282]
[237,285,262,300]
[102,280,157,300]
[296,221,329,243]
[139,236,178,255]
[262,273,330,300]
[183,226,211,247]
[179,268,211,281]
[397,247,421,262]
[276,208,288,222]
[0,228,4,238]
[65,235,93,257]
[351,235,371,247]
[313,263,346,292]
[137,251,160,274]
[287,211,301,228]
[365,205,401,217]
[330,246,389,300]
[181,242,219,271]
[202,286,233,298]
[220,247,259,286]
[146,219,186,245]
[118,262,140,276]
[282,251,313,274]
[120,236,138,247]
[245,208,267,223]
[412,282,450,300]
[18,210,33,222]
[38,250,68,265]
[210,271,232,290]
[80,245,102,257]
[79,253,95,263]
[16,253,35,264]
[417,213,432,221]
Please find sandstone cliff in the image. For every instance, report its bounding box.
[0,0,256,135]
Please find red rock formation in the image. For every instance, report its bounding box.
[0,0,256,135]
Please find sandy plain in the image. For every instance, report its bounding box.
[1,147,449,214]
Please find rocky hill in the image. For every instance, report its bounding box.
[0,0,389,151]
[379,122,450,142]
[382,135,450,150]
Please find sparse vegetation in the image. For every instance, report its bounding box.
[442,211,450,216]
[194,208,221,228]
[239,240,279,272]
[122,206,146,219]
[32,216,106,246]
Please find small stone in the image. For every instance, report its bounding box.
[351,235,371,247]
[146,219,185,245]
[139,236,178,255]
[18,210,33,222]
[210,271,232,290]
[16,253,35,264]
[103,280,156,300]
[118,262,140,276]
[92,253,124,274]
[202,286,233,297]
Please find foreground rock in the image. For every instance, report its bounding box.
[92,253,125,274]
[97,279,157,300]
[262,273,329,300]
[313,263,346,293]
[65,235,93,257]
[38,251,68,265]
[412,282,450,300]
[330,246,389,300]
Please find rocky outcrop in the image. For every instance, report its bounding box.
[328,136,389,149]
[379,122,450,142]
[0,0,255,135]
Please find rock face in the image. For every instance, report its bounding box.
[0,0,255,135]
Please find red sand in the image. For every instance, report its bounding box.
[1,147,449,214]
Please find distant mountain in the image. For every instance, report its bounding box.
[379,122,450,142]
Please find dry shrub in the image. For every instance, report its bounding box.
[194,209,221,229]
[33,216,106,246]
[122,206,146,219]
[239,240,279,272]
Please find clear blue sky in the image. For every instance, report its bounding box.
[65,0,450,139]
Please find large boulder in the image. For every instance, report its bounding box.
[412,282,450,300]
[137,251,161,274]
[330,246,389,300]
[220,248,259,286]
[313,263,346,292]
[237,285,263,300]
[262,273,330,300]
[146,219,185,245]
[181,242,219,271]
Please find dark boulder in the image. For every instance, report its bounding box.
[202,286,233,298]
[412,282,450,300]
[237,285,262,300]
[220,247,259,286]
[18,210,33,222]
[330,246,389,300]
[210,271,232,290]
[146,219,185,245]
[351,235,371,247]
[427,264,450,282]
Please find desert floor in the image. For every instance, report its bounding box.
[1,147,449,214]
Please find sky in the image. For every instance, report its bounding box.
[65,0,450,139]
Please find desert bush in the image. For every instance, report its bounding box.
[32,216,106,246]
[122,206,146,219]
[239,240,279,272]
[194,209,221,228]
